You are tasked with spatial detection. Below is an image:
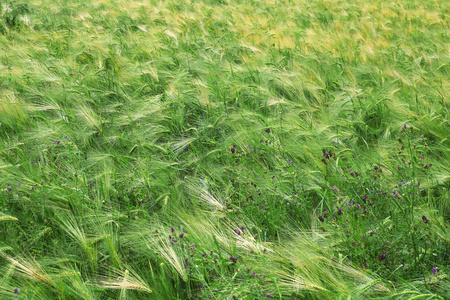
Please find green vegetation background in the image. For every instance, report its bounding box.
[0,0,449,299]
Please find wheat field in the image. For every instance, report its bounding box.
[0,0,449,299]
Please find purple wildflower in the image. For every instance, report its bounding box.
[252,272,257,277]
[13,287,20,294]
[7,186,11,191]
[171,227,175,232]
[31,160,35,163]
[265,128,270,133]
[331,185,339,191]
[362,194,367,203]
[318,215,324,222]
[179,233,184,238]
[202,253,207,257]
[266,295,272,298]
[230,255,238,263]
[378,253,387,261]
[432,266,438,274]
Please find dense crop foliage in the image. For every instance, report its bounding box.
[0,0,449,298]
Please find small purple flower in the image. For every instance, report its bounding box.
[432,265,438,274]
[56,141,60,144]
[179,233,184,238]
[171,227,175,233]
[13,287,20,294]
[398,182,403,187]
[331,185,339,191]
[31,160,35,163]
[231,148,235,154]
[362,194,367,204]
[265,128,270,133]
[337,207,342,215]
[252,272,257,277]
[7,186,11,191]
[202,253,207,257]
[378,253,387,261]
[392,190,396,196]
[230,255,238,263]
[318,215,324,222]
[199,286,203,291]
[266,295,272,298]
